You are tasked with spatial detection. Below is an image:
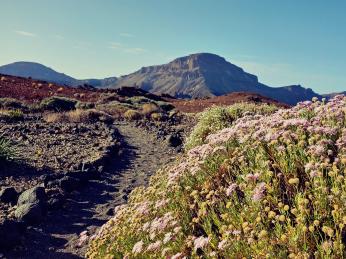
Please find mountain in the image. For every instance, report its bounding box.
[0,61,117,88]
[1,55,340,105]
[111,53,321,105]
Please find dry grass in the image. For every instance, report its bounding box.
[141,103,159,116]
[124,109,141,120]
[43,109,113,124]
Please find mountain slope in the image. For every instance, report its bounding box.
[0,62,77,85]
[0,61,117,88]
[112,53,321,105]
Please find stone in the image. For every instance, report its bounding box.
[17,186,46,207]
[15,202,43,225]
[0,187,18,204]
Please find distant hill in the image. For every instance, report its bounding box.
[0,61,117,88]
[111,53,321,105]
[1,55,343,105]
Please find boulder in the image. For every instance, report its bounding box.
[0,187,18,204]
[0,219,23,249]
[17,186,46,207]
[15,203,43,225]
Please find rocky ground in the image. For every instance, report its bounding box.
[0,119,117,221]
[0,118,188,258]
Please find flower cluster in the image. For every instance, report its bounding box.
[86,96,346,258]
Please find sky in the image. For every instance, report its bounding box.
[1,0,345,94]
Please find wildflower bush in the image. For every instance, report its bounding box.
[87,96,346,258]
[185,103,277,150]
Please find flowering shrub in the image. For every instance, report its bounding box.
[184,103,277,150]
[87,96,346,258]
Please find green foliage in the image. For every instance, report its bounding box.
[185,103,278,150]
[0,137,17,162]
[40,96,77,111]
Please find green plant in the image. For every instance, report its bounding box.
[0,137,17,162]
[40,96,77,111]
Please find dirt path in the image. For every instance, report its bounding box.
[5,122,177,259]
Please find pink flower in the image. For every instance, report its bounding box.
[226,183,238,196]
[132,240,144,254]
[252,182,266,201]
[218,239,227,250]
[146,240,162,252]
[194,236,210,251]
[245,173,260,182]
[76,231,89,247]
[163,232,173,244]
[171,252,184,259]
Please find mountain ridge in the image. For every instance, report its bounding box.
[0,54,343,105]
[112,53,322,104]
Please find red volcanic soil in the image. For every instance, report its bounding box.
[0,74,168,104]
[0,74,101,103]
[165,92,289,113]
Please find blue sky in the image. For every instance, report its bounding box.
[1,0,345,93]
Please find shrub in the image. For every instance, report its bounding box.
[0,98,26,110]
[40,96,77,111]
[142,103,160,116]
[185,103,278,150]
[0,109,24,122]
[156,101,175,112]
[43,112,65,123]
[124,109,141,120]
[76,101,95,110]
[151,112,164,121]
[0,137,17,162]
[86,95,346,258]
[43,109,113,124]
[97,102,133,119]
[127,96,152,106]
